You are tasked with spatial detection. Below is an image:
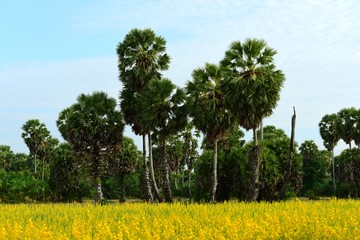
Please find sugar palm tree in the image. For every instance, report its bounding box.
[117,28,171,201]
[220,38,285,201]
[57,92,124,203]
[137,78,187,202]
[319,113,340,194]
[22,119,57,181]
[186,63,235,202]
[337,107,358,149]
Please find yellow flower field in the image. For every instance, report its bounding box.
[0,199,359,239]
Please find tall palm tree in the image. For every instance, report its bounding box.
[57,92,124,203]
[137,78,187,202]
[186,63,235,202]
[117,28,170,202]
[319,113,340,194]
[220,38,285,201]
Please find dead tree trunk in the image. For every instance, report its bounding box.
[278,106,296,200]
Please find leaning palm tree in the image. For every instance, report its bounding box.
[220,38,285,201]
[117,28,171,202]
[186,63,236,202]
[137,78,187,203]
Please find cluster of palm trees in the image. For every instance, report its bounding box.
[116,28,285,202]
[319,107,360,194]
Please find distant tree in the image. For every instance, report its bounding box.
[57,92,124,203]
[21,119,58,181]
[117,28,170,202]
[319,113,340,194]
[108,137,141,202]
[49,142,89,202]
[0,145,14,171]
[12,153,30,172]
[336,148,360,197]
[186,63,236,202]
[220,38,285,201]
[181,124,199,200]
[256,125,301,201]
[337,107,357,149]
[299,140,329,198]
[137,78,187,202]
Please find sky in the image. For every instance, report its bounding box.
[1,0,359,155]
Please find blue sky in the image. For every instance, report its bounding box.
[1,0,359,155]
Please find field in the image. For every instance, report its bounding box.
[0,199,359,239]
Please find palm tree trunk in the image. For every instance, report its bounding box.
[119,174,126,202]
[92,153,103,204]
[174,173,178,190]
[41,157,45,182]
[332,148,336,195]
[187,168,192,200]
[148,132,162,202]
[210,139,218,203]
[34,152,37,175]
[162,139,173,203]
[94,177,104,204]
[249,127,261,201]
[142,133,153,202]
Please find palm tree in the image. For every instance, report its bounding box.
[57,92,124,203]
[181,124,199,200]
[21,119,57,181]
[109,137,141,202]
[337,107,357,149]
[220,38,285,201]
[354,109,360,148]
[117,28,171,202]
[319,113,340,194]
[137,78,187,202]
[186,63,235,202]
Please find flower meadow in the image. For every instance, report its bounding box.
[0,199,359,239]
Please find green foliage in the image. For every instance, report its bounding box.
[193,130,249,202]
[299,140,330,197]
[257,126,302,201]
[107,137,141,201]
[335,148,360,197]
[49,143,91,202]
[0,170,49,202]
[0,145,15,171]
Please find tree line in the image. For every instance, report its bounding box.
[1,28,360,203]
